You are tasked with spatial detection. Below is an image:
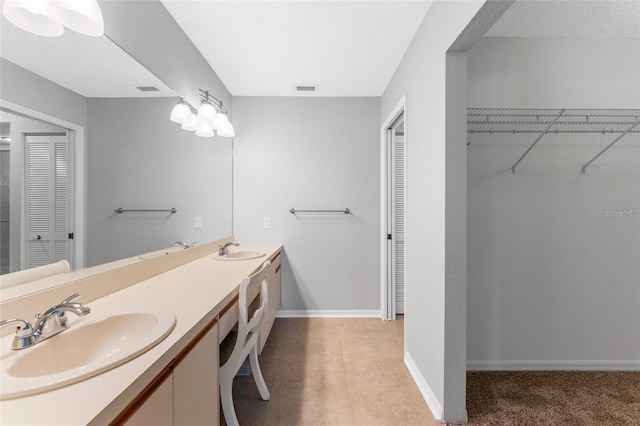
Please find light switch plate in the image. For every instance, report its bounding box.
[263,216,271,229]
[195,216,203,229]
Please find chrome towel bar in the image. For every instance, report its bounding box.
[289,208,350,214]
[114,208,177,214]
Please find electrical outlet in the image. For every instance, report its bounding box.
[195,216,203,229]
[263,216,271,229]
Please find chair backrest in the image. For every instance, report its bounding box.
[1,260,71,290]
[227,260,271,370]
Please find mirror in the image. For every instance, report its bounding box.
[0,18,234,279]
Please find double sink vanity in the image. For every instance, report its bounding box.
[0,237,282,425]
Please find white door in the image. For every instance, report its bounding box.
[24,133,73,268]
[386,115,406,317]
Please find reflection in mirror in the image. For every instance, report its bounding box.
[0,15,234,282]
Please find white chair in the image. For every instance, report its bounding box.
[1,260,70,290]
[219,260,271,426]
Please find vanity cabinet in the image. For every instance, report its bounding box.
[123,321,219,426]
[125,372,173,426]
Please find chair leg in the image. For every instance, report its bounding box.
[220,379,240,426]
[249,345,270,401]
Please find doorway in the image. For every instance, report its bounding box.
[381,98,406,321]
[24,133,74,269]
[0,106,80,274]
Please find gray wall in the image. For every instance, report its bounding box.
[86,97,233,265]
[467,37,640,368]
[233,97,380,313]
[380,1,486,422]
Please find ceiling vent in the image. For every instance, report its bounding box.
[295,85,318,93]
[136,86,160,92]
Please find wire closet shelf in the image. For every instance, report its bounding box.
[467,108,640,173]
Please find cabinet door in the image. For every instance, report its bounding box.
[125,374,173,426]
[173,322,219,425]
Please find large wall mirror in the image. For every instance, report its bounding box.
[0,17,234,279]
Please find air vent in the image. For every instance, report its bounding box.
[136,86,160,92]
[295,85,318,92]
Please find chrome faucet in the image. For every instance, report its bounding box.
[219,241,239,256]
[0,293,90,350]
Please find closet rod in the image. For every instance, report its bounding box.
[581,117,640,173]
[511,109,565,174]
[468,129,640,135]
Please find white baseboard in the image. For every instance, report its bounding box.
[404,352,443,422]
[276,310,381,318]
[467,360,640,371]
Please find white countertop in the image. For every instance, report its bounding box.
[0,244,281,425]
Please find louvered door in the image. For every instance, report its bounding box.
[391,132,405,314]
[25,134,72,268]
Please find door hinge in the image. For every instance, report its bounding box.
[68,232,74,240]
[387,234,392,240]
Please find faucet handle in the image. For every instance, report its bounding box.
[0,318,36,350]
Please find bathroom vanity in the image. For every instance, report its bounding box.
[0,237,282,425]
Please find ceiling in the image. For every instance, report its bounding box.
[0,15,175,98]
[486,0,640,38]
[1,1,638,99]
[162,1,433,97]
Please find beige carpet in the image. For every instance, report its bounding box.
[466,371,640,425]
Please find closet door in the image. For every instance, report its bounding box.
[25,134,72,268]
[392,131,406,315]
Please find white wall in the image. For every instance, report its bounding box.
[468,37,640,109]
[380,1,487,422]
[233,97,380,314]
[86,97,232,265]
[467,37,640,368]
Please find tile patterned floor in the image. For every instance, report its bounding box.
[228,317,439,426]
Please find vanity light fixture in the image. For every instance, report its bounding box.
[170,98,191,124]
[181,107,198,132]
[216,110,235,138]
[197,95,219,129]
[195,121,215,138]
[169,89,235,138]
[2,0,104,37]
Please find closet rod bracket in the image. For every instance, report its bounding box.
[581,117,640,173]
[511,109,565,174]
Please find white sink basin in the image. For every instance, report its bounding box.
[212,251,267,261]
[0,305,175,400]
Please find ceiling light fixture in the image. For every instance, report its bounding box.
[169,89,234,138]
[2,0,104,37]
